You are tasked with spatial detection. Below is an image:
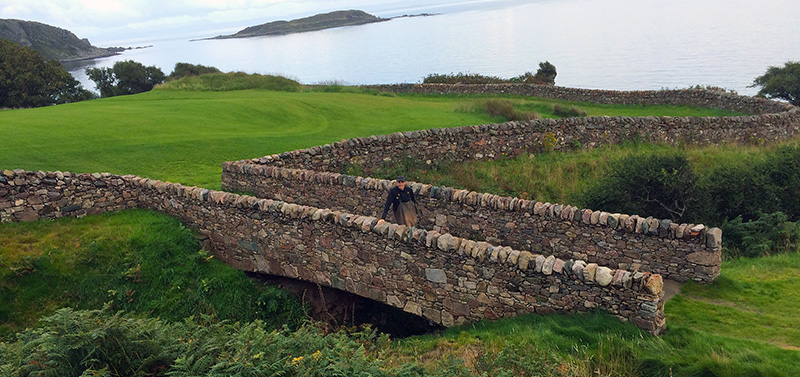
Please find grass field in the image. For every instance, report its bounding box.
[0,88,741,190]
[1,84,796,376]
[2,213,798,376]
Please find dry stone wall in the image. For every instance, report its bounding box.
[222,163,722,283]
[366,84,795,114]
[1,169,666,334]
[221,86,797,284]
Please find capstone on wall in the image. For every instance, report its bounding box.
[0,169,667,334]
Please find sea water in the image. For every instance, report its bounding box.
[67,0,800,96]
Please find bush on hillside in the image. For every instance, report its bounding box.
[721,212,800,258]
[0,38,95,108]
[157,72,301,92]
[485,99,540,121]
[167,62,221,81]
[699,145,800,224]
[86,60,165,97]
[534,61,557,85]
[552,104,587,117]
[423,72,507,84]
[510,61,558,85]
[422,63,557,85]
[581,152,699,222]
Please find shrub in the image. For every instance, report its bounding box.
[423,72,506,84]
[700,145,800,224]
[509,71,548,85]
[0,307,391,377]
[552,104,587,117]
[534,61,557,85]
[157,72,301,92]
[485,99,540,121]
[721,212,800,258]
[167,62,221,81]
[424,64,557,86]
[700,163,780,224]
[581,152,698,222]
[0,307,179,377]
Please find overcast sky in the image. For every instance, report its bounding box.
[1,0,486,44]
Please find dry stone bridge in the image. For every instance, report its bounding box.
[3,84,799,335]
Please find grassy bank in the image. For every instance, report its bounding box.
[0,210,303,338]
[1,84,793,375]
[2,211,798,376]
[0,88,740,190]
[385,140,794,207]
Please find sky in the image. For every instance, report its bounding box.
[0,0,481,45]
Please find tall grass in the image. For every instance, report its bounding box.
[157,72,302,91]
[395,140,800,207]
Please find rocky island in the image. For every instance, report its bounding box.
[211,9,388,39]
[0,19,124,62]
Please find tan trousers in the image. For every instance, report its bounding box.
[394,201,418,227]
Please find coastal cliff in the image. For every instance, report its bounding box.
[0,19,122,61]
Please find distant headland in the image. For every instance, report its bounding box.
[207,9,436,40]
[0,19,131,62]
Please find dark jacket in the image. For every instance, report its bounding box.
[381,186,415,219]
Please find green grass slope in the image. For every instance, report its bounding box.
[2,212,798,376]
[0,89,740,190]
[0,210,303,338]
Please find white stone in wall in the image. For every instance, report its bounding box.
[595,267,613,286]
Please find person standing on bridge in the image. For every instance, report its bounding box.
[381,176,418,227]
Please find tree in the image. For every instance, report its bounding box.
[534,61,557,85]
[0,38,94,108]
[86,60,165,97]
[168,62,221,81]
[750,61,800,106]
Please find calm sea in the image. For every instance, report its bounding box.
[66,0,800,96]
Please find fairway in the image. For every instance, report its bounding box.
[0,88,741,189]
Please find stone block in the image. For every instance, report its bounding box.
[425,268,447,283]
[595,267,613,286]
[583,263,598,283]
[707,227,722,249]
[534,255,546,273]
[552,258,565,274]
[645,274,664,295]
[687,251,721,267]
[518,251,534,270]
[404,301,422,316]
[542,255,556,275]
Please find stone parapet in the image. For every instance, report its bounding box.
[221,162,722,283]
[1,169,666,334]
